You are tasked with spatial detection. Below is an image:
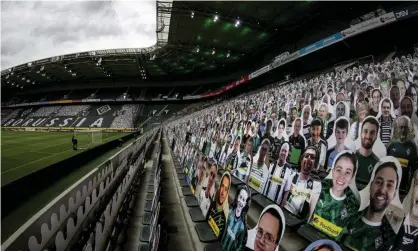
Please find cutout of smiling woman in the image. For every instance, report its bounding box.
[308,151,360,241]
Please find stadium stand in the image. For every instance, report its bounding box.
[2,2,418,251]
[165,49,418,251]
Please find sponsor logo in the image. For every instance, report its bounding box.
[312,214,343,237]
[395,10,409,19]
[97,105,111,115]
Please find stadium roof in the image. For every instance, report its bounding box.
[1,1,402,92]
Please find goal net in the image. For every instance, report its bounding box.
[74,130,103,147]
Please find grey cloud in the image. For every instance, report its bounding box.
[1,1,156,70]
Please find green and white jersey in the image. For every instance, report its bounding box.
[221,209,247,251]
[248,161,269,193]
[343,211,396,251]
[309,179,360,240]
[355,150,378,187]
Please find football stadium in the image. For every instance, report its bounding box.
[1,1,418,251]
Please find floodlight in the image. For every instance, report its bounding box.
[214,15,218,22]
[191,11,194,18]
[235,20,240,27]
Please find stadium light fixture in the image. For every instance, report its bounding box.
[191,11,194,18]
[214,15,218,22]
[235,19,240,27]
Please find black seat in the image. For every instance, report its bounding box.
[252,194,274,209]
[204,242,222,251]
[282,208,305,228]
[179,179,189,187]
[297,224,330,243]
[195,222,218,243]
[189,207,206,222]
[142,212,152,225]
[139,226,151,242]
[231,175,243,187]
[144,201,153,212]
[184,195,199,207]
[182,186,193,196]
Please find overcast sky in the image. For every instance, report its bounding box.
[1,0,157,70]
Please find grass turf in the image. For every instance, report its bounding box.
[1,130,133,242]
[1,131,127,186]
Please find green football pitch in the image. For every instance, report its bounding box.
[1,131,127,186]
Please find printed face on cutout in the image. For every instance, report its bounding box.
[390,86,401,109]
[293,119,301,135]
[266,121,273,133]
[291,109,298,121]
[259,142,270,161]
[396,80,406,98]
[279,144,289,163]
[337,93,345,102]
[208,164,217,192]
[381,99,392,117]
[311,125,322,143]
[335,127,348,145]
[397,117,409,141]
[319,105,328,121]
[218,175,231,205]
[400,97,413,118]
[336,103,346,118]
[332,156,355,194]
[361,121,378,150]
[301,148,316,174]
[255,212,280,251]
[234,138,241,151]
[303,107,310,121]
[369,166,397,213]
[236,188,249,217]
